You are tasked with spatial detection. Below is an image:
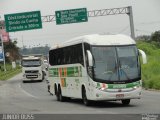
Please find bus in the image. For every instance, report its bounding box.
[48,34,147,106]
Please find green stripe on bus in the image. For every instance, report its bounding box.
[49,66,82,77]
[67,67,75,77]
[107,81,140,89]
[96,81,140,89]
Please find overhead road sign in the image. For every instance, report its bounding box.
[4,11,42,32]
[55,8,88,25]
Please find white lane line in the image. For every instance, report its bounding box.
[18,83,39,99]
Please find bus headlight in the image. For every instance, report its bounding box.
[97,87,107,92]
[38,73,41,76]
[100,87,106,91]
[133,85,140,90]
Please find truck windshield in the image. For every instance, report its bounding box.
[22,60,41,67]
[92,45,140,83]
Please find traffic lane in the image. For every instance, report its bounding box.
[0,73,134,114]
[1,73,160,114]
[21,79,160,114]
[0,74,41,113]
[0,74,117,114]
[20,76,160,114]
[20,80,51,100]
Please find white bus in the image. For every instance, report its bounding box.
[48,34,147,106]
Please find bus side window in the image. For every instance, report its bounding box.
[79,44,84,65]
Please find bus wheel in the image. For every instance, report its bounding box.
[55,87,60,101]
[82,87,91,106]
[47,85,50,93]
[58,87,65,102]
[121,99,130,105]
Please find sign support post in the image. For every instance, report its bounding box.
[0,35,6,72]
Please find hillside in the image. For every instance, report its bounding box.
[20,46,50,56]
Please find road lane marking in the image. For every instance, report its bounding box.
[18,83,39,99]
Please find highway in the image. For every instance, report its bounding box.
[0,73,160,119]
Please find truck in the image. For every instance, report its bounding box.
[21,54,46,82]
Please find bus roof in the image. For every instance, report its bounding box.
[51,34,136,50]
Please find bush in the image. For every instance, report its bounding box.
[137,41,160,90]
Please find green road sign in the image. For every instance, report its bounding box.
[4,11,42,32]
[55,8,88,25]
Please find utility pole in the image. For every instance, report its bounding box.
[22,35,24,48]
[127,6,135,39]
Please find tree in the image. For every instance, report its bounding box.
[151,30,160,43]
[136,35,151,41]
[4,41,20,62]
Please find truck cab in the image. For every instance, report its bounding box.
[21,55,46,82]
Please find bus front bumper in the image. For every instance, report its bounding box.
[92,87,142,101]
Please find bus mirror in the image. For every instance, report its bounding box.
[138,49,147,64]
[87,50,93,67]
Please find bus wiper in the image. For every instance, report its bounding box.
[119,61,130,80]
[108,60,118,80]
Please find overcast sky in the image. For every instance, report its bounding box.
[0,0,160,48]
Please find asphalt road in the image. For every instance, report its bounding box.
[0,73,160,120]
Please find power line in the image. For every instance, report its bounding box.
[136,21,160,26]
[135,29,153,35]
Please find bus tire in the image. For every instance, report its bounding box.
[121,99,130,105]
[55,85,59,101]
[82,87,91,106]
[58,86,65,102]
[22,81,26,83]
[48,85,50,93]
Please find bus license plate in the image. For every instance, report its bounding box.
[116,94,124,98]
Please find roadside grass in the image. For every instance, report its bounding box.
[137,41,160,90]
[0,63,21,81]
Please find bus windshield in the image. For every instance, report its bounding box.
[92,45,140,83]
[22,60,41,67]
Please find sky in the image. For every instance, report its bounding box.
[0,0,160,48]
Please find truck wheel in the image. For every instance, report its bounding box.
[121,99,130,105]
[42,72,45,81]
